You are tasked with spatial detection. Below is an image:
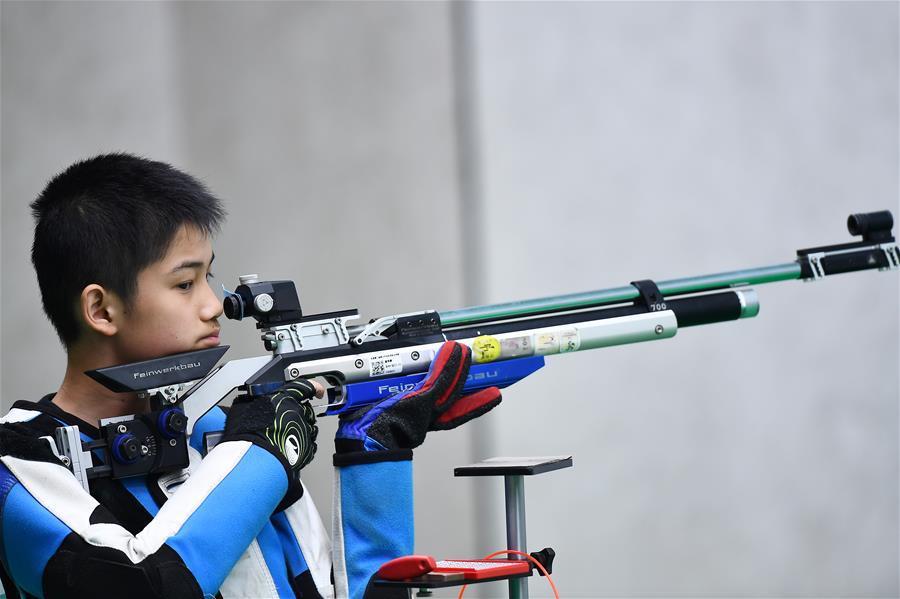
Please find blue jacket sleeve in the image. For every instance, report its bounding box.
[0,423,287,599]
[332,449,414,599]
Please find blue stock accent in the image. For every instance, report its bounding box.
[327,355,546,415]
[167,444,286,595]
[189,406,226,456]
[1,476,70,597]
[246,381,287,397]
[255,522,295,598]
[271,512,309,578]
[338,459,413,599]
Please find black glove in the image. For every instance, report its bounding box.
[335,341,502,453]
[223,380,318,511]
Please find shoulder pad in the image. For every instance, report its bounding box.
[0,407,41,424]
[0,422,63,464]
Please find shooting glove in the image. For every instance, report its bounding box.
[335,341,502,453]
[223,380,318,512]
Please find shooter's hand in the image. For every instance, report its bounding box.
[335,341,502,453]
[223,380,319,511]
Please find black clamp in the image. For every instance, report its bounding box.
[396,312,442,339]
[529,547,556,576]
[630,279,665,312]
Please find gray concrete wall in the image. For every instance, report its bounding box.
[1,0,187,404]
[1,0,477,569]
[467,2,899,597]
[2,2,897,597]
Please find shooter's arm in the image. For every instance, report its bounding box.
[0,428,287,598]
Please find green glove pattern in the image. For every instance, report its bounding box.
[266,386,318,472]
[223,379,319,511]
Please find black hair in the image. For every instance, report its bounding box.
[30,153,226,347]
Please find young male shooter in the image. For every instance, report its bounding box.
[0,154,501,599]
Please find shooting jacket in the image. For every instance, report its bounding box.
[0,396,412,599]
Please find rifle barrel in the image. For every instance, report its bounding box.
[439,263,800,327]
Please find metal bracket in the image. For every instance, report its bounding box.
[137,382,195,405]
[804,243,899,281]
[880,242,900,271]
[351,311,436,346]
[805,251,827,280]
[262,314,357,354]
[41,426,92,493]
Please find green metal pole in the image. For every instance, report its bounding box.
[439,263,801,326]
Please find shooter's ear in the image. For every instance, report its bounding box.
[80,284,121,337]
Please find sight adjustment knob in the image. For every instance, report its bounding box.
[254,293,275,313]
[158,408,187,439]
[112,432,141,464]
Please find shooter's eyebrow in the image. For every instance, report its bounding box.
[170,252,215,274]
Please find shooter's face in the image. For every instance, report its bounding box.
[112,225,222,363]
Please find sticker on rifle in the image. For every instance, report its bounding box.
[369,352,403,377]
[559,329,580,353]
[501,335,533,358]
[472,335,502,363]
[535,333,559,355]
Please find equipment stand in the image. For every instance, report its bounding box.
[455,455,573,599]
[504,474,528,598]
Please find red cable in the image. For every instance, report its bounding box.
[456,549,560,599]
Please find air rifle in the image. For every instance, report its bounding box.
[48,210,898,488]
